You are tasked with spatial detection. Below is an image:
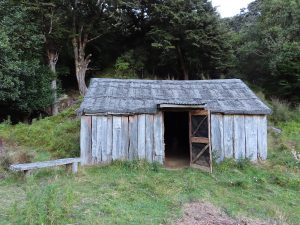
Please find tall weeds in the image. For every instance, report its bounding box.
[10,182,74,225]
[269,99,300,124]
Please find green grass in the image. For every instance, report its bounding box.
[280,121,300,151]
[0,104,80,159]
[0,101,299,224]
[269,98,300,124]
[0,158,299,225]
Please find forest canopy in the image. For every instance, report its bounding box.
[0,0,299,121]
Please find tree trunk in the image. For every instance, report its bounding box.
[176,45,189,80]
[72,33,91,96]
[47,50,59,115]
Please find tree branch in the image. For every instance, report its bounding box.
[84,54,92,63]
[87,34,104,43]
[87,68,102,71]
[80,25,84,37]
[48,8,54,34]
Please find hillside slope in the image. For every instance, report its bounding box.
[0,103,299,224]
[0,104,80,166]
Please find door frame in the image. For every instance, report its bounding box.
[189,109,212,173]
[159,105,212,172]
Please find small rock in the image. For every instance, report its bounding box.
[291,150,300,161]
[194,216,200,221]
[268,126,282,135]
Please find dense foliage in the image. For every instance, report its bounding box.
[0,2,53,121]
[228,0,300,102]
[0,0,299,121]
[132,0,232,79]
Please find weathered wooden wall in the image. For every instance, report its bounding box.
[211,114,267,162]
[80,116,92,165]
[81,112,267,165]
[80,113,164,165]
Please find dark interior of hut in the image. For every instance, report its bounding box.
[164,111,190,168]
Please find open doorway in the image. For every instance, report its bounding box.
[164,111,190,169]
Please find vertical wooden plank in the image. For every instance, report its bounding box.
[91,116,98,163]
[210,114,224,163]
[257,116,267,160]
[80,116,92,165]
[137,114,146,160]
[95,117,101,163]
[145,114,154,162]
[223,115,234,158]
[121,116,129,160]
[106,116,113,162]
[153,112,164,164]
[99,116,108,162]
[112,116,122,160]
[161,112,165,163]
[233,115,246,160]
[245,116,258,161]
[129,115,138,160]
[208,111,213,173]
[94,116,104,163]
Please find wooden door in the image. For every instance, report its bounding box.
[189,110,212,172]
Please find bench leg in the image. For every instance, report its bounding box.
[66,162,78,174]
[72,162,78,174]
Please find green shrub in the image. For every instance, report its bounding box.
[114,50,146,77]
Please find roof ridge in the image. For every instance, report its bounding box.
[83,95,260,101]
[80,78,272,115]
[90,78,242,83]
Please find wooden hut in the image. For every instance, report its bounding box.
[78,78,271,170]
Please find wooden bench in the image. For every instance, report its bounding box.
[10,158,81,175]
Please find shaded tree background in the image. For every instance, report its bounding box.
[0,0,299,122]
[0,1,53,122]
[227,0,300,102]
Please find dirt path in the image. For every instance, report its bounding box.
[175,202,271,225]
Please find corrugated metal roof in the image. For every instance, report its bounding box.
[79,78,272,115]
